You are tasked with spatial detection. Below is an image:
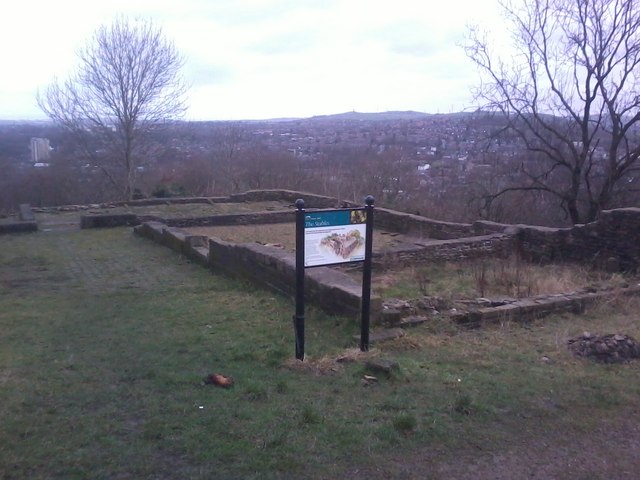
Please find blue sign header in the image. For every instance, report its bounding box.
[304,209,366,229]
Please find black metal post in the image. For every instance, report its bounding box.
[294,198,305,360]
[360,195,374,351]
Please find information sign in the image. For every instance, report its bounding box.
[293,196,374,360]
[303,209,367,267]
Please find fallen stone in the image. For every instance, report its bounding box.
[381,308,403,325]
[354,328,405,344]
[365,358,399,374]
[398,315,429,328]
[383,298,412,312]
[18,204,35,221]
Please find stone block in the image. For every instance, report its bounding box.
[0,221,38,234]
[18,204,35,221]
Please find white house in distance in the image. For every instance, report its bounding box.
[30,137,51,167]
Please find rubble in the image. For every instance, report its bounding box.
[567,332,640,363]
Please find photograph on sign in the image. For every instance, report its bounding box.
[304,209,367,267]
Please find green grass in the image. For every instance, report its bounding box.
[2,228,640,478]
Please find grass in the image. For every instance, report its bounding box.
[2,228,640,478]
[372,255,628,300]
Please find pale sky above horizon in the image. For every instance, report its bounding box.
[0,0,506,121]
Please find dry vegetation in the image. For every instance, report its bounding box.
[371,255,629,301]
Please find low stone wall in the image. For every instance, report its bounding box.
[208,237,377,319]
[474,208,640,272]
[37,190,640,274]
[133,221,381,322]
[230,189,347,208]
[80,210,295,229]
[164,210,294,228]
[76,189,344,229]
[33,189,343,214]
[0,204,38,234]
[375,207,474,240]
[373,233,514,267]
[451,284,640,326]
[0,220,38,234]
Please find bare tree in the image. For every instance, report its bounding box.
[465,0,640,224]
[38,17,187,200]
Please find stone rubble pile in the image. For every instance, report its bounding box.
[567,332,640,363]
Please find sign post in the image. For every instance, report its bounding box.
[294,199,305,360]
[293,196,374,359]
[360,195,374,351]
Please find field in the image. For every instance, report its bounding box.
[2,227,640,479]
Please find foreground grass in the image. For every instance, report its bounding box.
[1,228,640,479]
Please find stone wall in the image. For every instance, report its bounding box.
[77,190,346,229]
[44,189,640,273]
[473,208,640,272]
[164,210,294,228]
[36,189,342,214]
[0,204,37,234]
[76,190,480,241]
[80,210,296,229]
[375,207,474,240]
[373,233,514,267]
[230,189,347,208]
[451,284,640,326]
[0,220,38,234]
[133,221,381,322]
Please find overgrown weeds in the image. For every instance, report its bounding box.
[375,255,628,301]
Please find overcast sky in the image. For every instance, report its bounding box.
[0,0,505,121]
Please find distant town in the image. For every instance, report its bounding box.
[0,110,635,227]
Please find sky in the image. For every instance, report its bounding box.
[0,0,505,121]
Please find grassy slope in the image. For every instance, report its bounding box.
[1,228,640,479]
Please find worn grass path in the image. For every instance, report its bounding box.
[2,228,640,479]
[1,228,359,479]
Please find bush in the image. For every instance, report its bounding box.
[151,183,187,198]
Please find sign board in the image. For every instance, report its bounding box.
[293,196,374,360]
[303,209,367,267]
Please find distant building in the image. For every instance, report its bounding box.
[30,137,51,164]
